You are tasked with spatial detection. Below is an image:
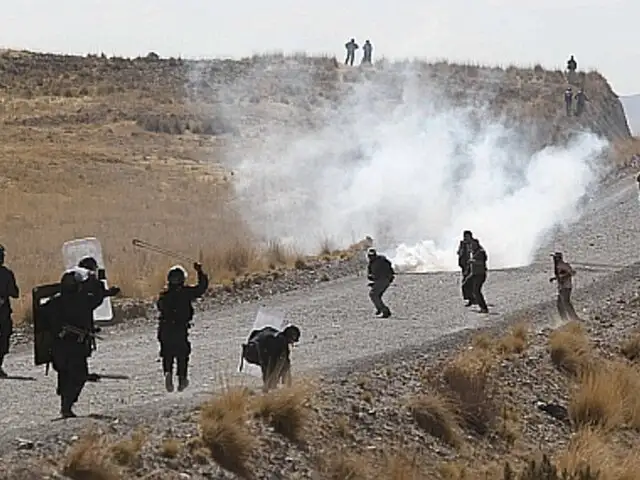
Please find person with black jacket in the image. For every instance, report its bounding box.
[0,244,19,378]
[457,230,474,304]
[467,239,489,314]
[366,247,395,318]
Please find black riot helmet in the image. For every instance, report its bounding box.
[78,256,98,272]
[283,325,301,344]
[60,270,83,294]
[167,265,187,287]
[0,244,4,265]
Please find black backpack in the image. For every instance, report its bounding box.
[239,326,277,372]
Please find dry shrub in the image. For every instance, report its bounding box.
[198,387,255,478]
[569,360,640,431]
[620,333,640,362]
[442,348,497,435]
[549,321,594,376]
[61,432,120,480]
[407,392,461,447]
[160,438,182,458]
[556,427,640,479]
[498,322,529,355]
[110,428,147,466]
[382,451,425,480]
[253,383,311,442]
[319,450,371,480]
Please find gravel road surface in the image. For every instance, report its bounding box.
[0,173,638,450]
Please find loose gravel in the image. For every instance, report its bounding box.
[0,171,638,458]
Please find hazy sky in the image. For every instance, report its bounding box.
[2,0,638,95]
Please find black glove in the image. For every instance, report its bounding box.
[107,286,121,296]
[367,275,374,281]
[194,262,203,272]
[93,326,102,333]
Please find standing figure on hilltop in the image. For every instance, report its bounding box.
[0,244,19,377]
[549,252,578,321]
[362,40,373,65]
[564,87,573,116]
[345,38,359,66]
[457,230,474,305]
[156,262,208,393]
[566,55,577,83]
[574,88,589,116]
[366,247,395,318]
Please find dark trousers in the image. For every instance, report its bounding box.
[470,273,488,311]
[460,268,473,301]
[261,356,291,392]
[557,288,579,321]
[369,278,391,314]
[162,355,189,378]
[158,326,191,378]
[54,356,89,412]
[0,314,12,366]
[345,51,355,65]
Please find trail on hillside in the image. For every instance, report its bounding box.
[0,175,637,449]
[206,62,611,272]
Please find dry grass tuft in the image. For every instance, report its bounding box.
[61,432,121,480]
[569,360,640,432]
[319,451,371,480]
[549,321,594,376]
[382,451,425,480]
[253,383,311,442]
[407,392,462,447]
[159,438,182,458]
[442,348,497,436]
[110,428,147,467]
[198,387,256,478]
[620,332,640,362]
[569,365,626,431]
[498,322,529,355]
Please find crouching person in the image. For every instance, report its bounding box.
[157,262,208,392]
[240,324,301,393]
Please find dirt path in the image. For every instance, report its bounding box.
[0,174,637,450]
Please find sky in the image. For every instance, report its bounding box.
[1,0,638,96]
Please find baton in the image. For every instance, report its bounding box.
[132,239,198,264]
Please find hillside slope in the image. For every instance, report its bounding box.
[0,50,635,318]
[621,93,640,135]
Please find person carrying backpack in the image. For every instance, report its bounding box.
[239,324,301,392]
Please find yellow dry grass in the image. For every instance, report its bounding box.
[407,391,462,447]
[61,431,121,480]
[548,321,595,376]
[198,386,256,477]
[252,382,312,442]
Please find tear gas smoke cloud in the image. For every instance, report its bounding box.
[204,60,610,272]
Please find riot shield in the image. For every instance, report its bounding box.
[240,307,287,378]
[62,237,113,323]
[32,283,60,366]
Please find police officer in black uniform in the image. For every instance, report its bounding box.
[240,324,301,392]
[0,244,19,377]
[366,247,395,318]
[156,263,208,392]
[43,269,107,417]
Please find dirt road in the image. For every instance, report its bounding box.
[0,174,638,449]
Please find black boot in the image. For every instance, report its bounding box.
[61,398,76,418]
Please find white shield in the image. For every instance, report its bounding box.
[241,307,287,378]
[61,237,113,323]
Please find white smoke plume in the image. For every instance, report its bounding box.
[202,59,610,272]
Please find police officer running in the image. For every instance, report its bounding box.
[0,244,19,377]
[156,262,208,392]
[42,269,107,417]
[366,247,395,318]
[240,324,301,393]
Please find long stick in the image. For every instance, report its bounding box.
[131,239,198,263]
